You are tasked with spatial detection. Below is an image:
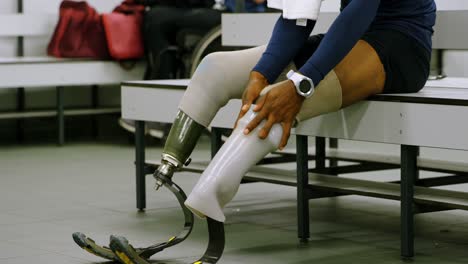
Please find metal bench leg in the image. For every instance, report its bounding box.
[16,7,25,143]
[16,87,25,142]
[56,86,65,146]
[401,145,417,259]
[297,135,309,243]
[329,138,338,168]
[211,127,223,158]
[91,85,99,139]
[315,137,326,170]
[136,121,146,211]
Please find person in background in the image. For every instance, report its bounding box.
[118,0,267,140]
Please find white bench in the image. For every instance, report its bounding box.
[121,77,468,258]
[0,12,145,145]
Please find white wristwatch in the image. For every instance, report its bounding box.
[287,70,315,98]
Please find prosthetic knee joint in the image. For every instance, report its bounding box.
[184,106,283,222]
[154,110,204,189]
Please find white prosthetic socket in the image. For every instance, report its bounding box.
[184,106,282,222]
[179,46,266,127]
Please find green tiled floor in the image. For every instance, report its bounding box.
[1,140,468,263]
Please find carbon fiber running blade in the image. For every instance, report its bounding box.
[72,180,195,262]
[109,218,225,264]
[72,232,118,261]
[191,218,225,264]
[110,235,151,264]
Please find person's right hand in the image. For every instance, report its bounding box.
[234,71,269,128]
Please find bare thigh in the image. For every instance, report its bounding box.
[334,40,386,108]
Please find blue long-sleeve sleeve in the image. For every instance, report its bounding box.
[299,0,380,86]
[253,0,380,87]
[252,17,316,84]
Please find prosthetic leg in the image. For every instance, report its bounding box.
[109,110,225,264]
[72,46,278,264]
[185,107,282,222]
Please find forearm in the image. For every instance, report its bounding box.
[252,16,316,84]
[299,0,380,86]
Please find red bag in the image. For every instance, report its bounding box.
[47,1,110,59]
[102,0,146,60]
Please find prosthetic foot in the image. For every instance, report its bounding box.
[73,176,225,264]
[73,179,195,262]
[185,106,283,222]
[109,217,224,264]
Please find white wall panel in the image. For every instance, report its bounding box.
[436,0,468,76]
[23,0,123,13]
[321,0,340,12]
[0,1,19,111]
[24,36,50,56]
[0,0,17,57]
[0,0,16,14]
[435,0,468,10]
[443,51,468,77]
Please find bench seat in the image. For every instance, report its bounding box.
[0,56,145,144]
[0,56,145,88]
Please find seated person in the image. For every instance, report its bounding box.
[144,0,267,80]
[153,0,436,222]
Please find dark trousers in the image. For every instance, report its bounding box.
[143,6,222,79]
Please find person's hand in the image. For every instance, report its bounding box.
[234,71,269,128]
[253,0,266,4]
[244,79,304,150]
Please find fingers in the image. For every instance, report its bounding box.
[236,100,253,129]
[258,118,276,139]
[233,111,243,129]
[243,111,267,135]
[240,95,254,118]
[253,95,266,112]
[279,122,292,150]
[241,103,250,113]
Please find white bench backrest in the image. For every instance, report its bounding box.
[0,14,57,37]
[222,10,468,50]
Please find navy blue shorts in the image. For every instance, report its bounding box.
[293,29,431,94]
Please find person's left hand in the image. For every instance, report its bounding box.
[243,79,304,150]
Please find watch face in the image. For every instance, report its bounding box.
[299,80,312,94]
